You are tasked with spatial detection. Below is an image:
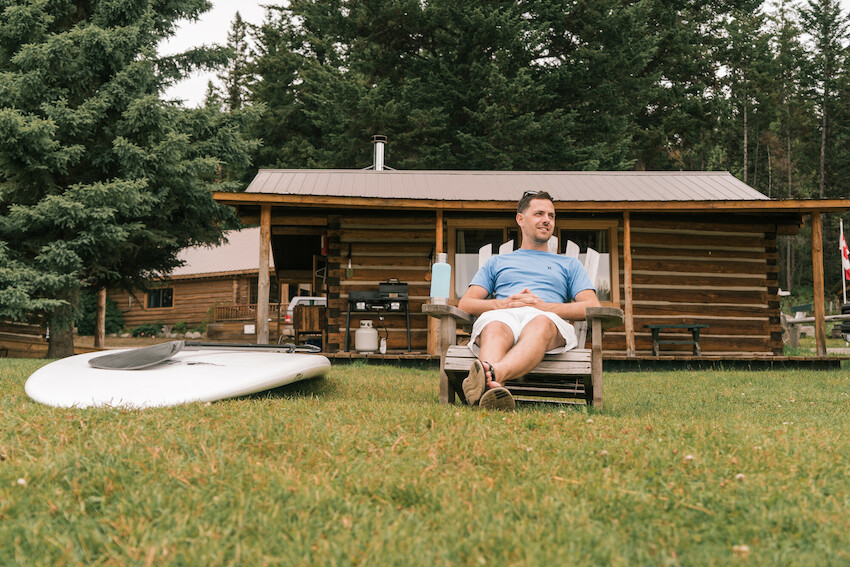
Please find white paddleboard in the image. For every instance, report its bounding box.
[25,349,331,408]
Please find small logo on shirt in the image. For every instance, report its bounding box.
[547,266,553,270]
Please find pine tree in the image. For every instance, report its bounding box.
[218,11,254,111]
[249,0,661,171]
[799,0,849,198]
[765,1,811,290]
[721,6,773,184]
[0,0,260,356]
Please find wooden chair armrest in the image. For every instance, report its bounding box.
[585,306,624,331]
[422,303,475,324]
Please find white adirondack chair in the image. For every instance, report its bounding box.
[423,237,622,407]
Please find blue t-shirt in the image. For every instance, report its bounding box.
[468,249,595,303]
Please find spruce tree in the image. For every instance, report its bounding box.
[720,5,774,185]
[0,0,259,356]
[799,0,849,198]
[218,11,253,111]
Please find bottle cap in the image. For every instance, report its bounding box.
[436,252,448,263]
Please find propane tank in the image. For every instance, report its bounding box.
[354,320,379,353]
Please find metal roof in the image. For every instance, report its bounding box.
[170,227,271,278]
[244,170,769,202]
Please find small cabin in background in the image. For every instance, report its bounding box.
[213,166,850,358]
[107,228,305,339]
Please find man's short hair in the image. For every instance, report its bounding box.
[517,190,555,213]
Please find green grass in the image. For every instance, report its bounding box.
[784,335,850,356]
[2,359,850,566]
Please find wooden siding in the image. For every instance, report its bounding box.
[0,322,98,358]
[614,217,781,355]
[325,214,435,351]
[107,209,791,355]
[108,277,246,328]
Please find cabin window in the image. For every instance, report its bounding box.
[250,277,281,304]
[454,229,505,297]
[559,228,612,301]
[147,288,173,309]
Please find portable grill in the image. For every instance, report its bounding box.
[344,279,411,352]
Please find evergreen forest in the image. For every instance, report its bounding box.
[215,0,850,297]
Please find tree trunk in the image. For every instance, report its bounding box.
[94,287,106,348]
[47,304,76,358]
[820,94,827,198]
[786,108,792,198]
[753,127,759,189]
[743,96,748,184]
[767,143,772,198]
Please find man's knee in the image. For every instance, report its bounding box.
[480,320,513,340]
[526,315,558,336]
[522,315,565,347]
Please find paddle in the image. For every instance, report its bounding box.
[88,341,322,370]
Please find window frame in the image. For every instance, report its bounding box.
[146,287,174,309]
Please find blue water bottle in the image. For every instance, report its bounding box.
[429,252,451,304]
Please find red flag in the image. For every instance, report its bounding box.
[841,223,850,280]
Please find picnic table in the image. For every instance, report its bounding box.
[645,323,709,356]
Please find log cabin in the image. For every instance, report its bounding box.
[106,227,288,338]
[213,162,850,358]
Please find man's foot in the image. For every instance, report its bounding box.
[462,360,487,406]
[479,387,515,411]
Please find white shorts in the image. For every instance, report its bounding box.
[468,306,577,356]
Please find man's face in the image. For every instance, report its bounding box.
[516,198,555,246]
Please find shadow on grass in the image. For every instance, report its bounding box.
[515,400,590,414]
[241,376,338,401]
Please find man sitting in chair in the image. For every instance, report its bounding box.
[458,191,601,410]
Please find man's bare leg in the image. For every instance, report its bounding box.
[480,316,565,386]
[476,321,513,381]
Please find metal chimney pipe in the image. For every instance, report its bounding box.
[372,135,387,171]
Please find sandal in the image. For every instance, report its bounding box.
[463,361,515,410]
[479,387,515,411]
[462,360,487,406]
[477,362,515,410]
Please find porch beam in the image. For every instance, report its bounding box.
[623,212,635,357]
[427,209,444,355]
[257,205,271,344]
[810,211,827,356]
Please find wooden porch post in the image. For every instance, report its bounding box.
[811,211,827,356]
[257,205,272,344]
[427,210,444,355]
[623,212,635,357]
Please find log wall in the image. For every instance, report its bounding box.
[325,214,435,352]
[614,216,782,355]
[108,277,246,328]
[101,210,789,356]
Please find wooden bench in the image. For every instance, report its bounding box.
[645,323,708,356]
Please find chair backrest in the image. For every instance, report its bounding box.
[479,238,598,348]
[293,305,326,335]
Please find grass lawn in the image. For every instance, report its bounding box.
[2,359,849,566]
